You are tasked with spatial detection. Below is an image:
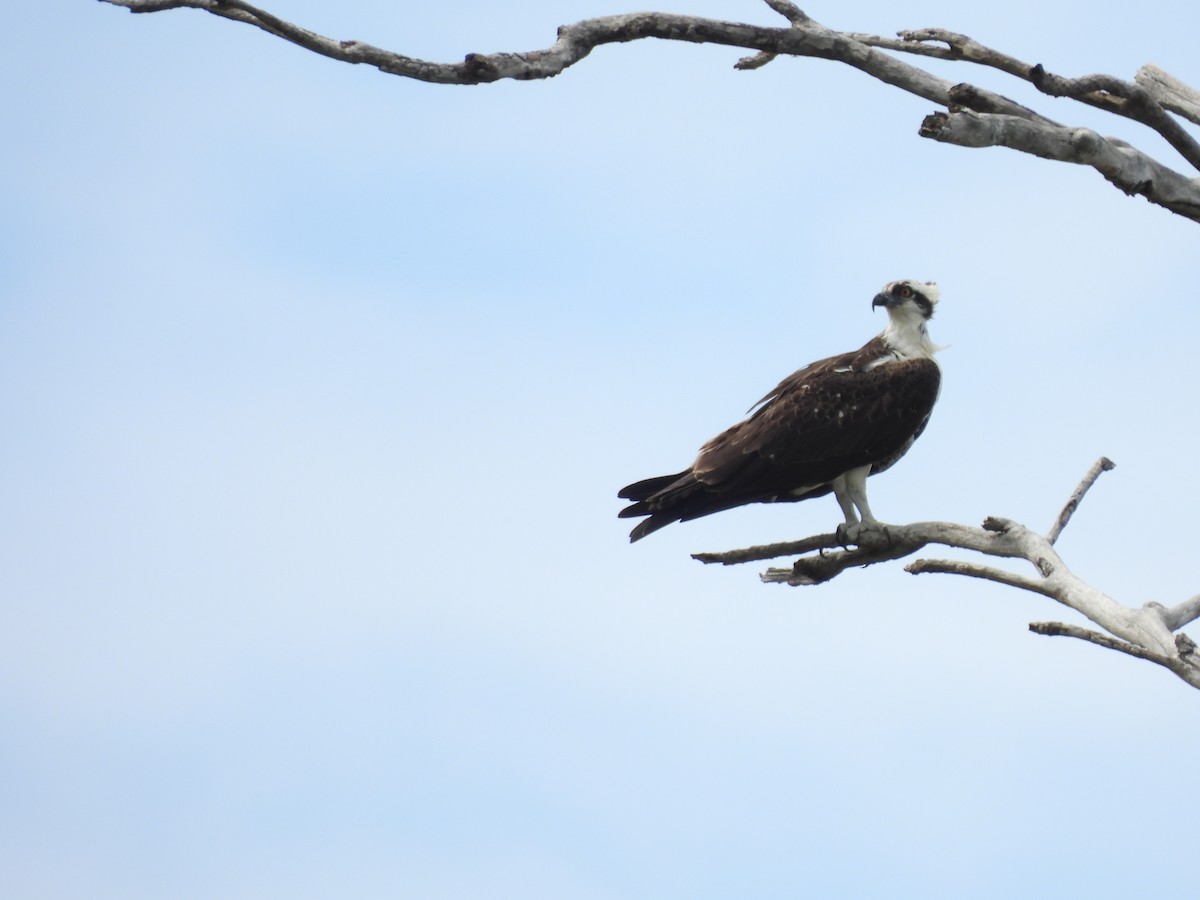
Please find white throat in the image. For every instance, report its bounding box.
[882,306,942,360]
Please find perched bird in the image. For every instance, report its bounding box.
[618,279,943,542]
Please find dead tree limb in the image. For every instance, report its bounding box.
[98,0,1200,223]
[1046,456,1115,545]
[696,459,1200,690]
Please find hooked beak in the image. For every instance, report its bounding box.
[871,292,894,311]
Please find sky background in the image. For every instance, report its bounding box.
[4,1,1199,897]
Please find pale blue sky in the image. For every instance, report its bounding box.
[3,2,1199,897]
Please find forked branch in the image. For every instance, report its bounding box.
[696,459,1200,690]
[98,0,1200,223]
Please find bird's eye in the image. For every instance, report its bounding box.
[897,285,914,299]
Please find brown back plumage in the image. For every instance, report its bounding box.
[618,335,940,541]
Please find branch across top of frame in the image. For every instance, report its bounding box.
[99,0,1200,225]
[100,0,957,104]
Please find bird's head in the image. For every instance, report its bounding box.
[873,280,942,358]
[872,280,939,320]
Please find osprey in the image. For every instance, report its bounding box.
[618,279,943,542]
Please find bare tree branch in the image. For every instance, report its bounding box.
[761,0,810,27]
[1030,621,1200,688]
[1028,64,1200,172]
[1152,595,1200,632]
[734,0,804,72]
[857,28,1200,171]
[905,557,1057,598]
[693,532,841,566]
[709,518,1031,585]
[918,110,1200,220]
[98,0,1200,224]
[852,26,1034,80]
[100,1,957,103]
[1137,64,1200,126]
[1047,456,1115,545]
[758,529,930,586]
[1030,621,1170,661]
[698,467,1200,689]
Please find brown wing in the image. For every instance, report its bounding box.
[692,356,940,501]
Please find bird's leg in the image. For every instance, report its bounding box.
[835,466,891,545]
[830,480,859,528]
[831,473,862,545]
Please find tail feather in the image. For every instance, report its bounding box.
[619,469,731,542]
[627,512,681,542]
[618,471,688,501]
